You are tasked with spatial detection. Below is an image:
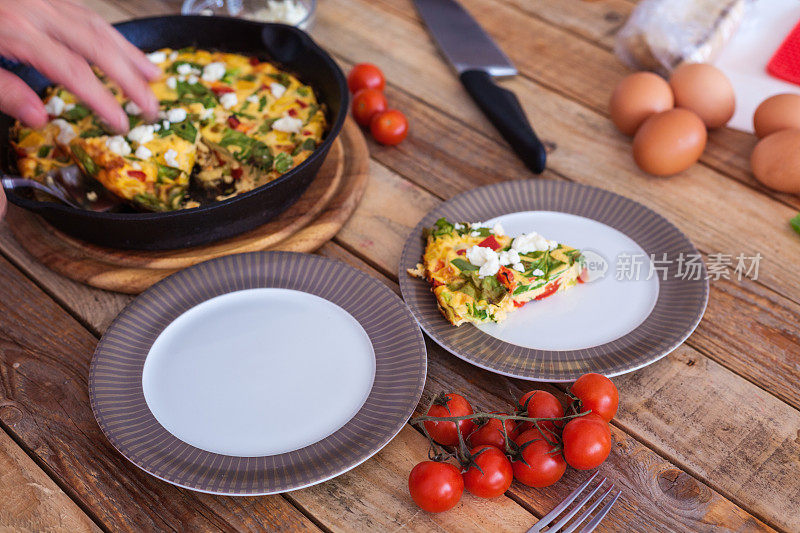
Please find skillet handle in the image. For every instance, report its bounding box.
[459,69,547,174]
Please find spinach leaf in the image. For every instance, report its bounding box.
[167,119,198,143]
[296,86,310,97]
[431,217,454,236]
[175,80,217,108]
[450,258,478,272]
[268,72,291,87]
[37,145,52,158]
[62,104,91,122]
[274,152,293,173]
[292,138,316,155]
[258,95,267,112]
[791,213,800,236]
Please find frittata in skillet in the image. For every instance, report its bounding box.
[409,218,585,326]
[10,48,327,211]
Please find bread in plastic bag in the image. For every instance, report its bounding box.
[614,0,747,75]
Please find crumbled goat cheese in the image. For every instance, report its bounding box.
[105,136,131,156]
[465,246,501,278]
[146,51,166,64]
[166,108,187,123]
[512,232,557,254]
[163,148,180,168]
[202,62,226,82]
[220,92,238,110]
[271,115,303,133]
[270,82,287,99]
[127,124,155,145]
[134,145,152,159]
[45,95,65,117]
[166,76,177,90]
[124,101,141,115]
[51,118,75,144]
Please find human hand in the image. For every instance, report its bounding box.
[0,0,161,133]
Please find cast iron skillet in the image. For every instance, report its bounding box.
[0,16,348,250]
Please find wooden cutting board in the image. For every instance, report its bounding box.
[6,118,369,293]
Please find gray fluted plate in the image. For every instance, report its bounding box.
[90,252,426,495]
[399,180,708,382]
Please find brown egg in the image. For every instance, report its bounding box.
[632,109,707,176]
[669,63,735,129]
[753,94,800,138]
[609,72,674,136]
[750,129,800,193]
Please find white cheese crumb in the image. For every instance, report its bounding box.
[513,263,525,272]
[272,115,303,133]
[512,232,557,254]
[51,118,75,144]
[146,51,167,64]
[124,101,141,115]
[200,108,214,120]
[166,76,177,90]
[202,62,226,82]
[162,120,170,130]
[153,123,161,131]
[166,108,187,123]
[64,103,75,112]
[453,223,465,230]
[134,145,152,159]
[498,249,521,267]
[270,82,287,99]
[220,92,238,110]
[492,223,505,236]
[163,148,180,168]
[169,51,179,61]
[86,191,98,202]
[127,124,155,145]
[45,95,65,117]
[465,246,500,278]
[176,63,197,76]
[531,268,545,277]
[131,161,142,170]
[246,94,259,103]
[187,74,199,84]
[105,135,131,156]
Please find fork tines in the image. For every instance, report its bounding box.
[527,472,621,533]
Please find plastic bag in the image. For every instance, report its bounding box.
[614,0,748,75]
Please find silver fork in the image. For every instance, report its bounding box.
[527,472,621,533]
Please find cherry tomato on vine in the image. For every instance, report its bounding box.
[347,63,386,93]
[408,461,464,513]
[570,373,619,423]
[511,430,566,488]
[370,109,409,145]
[423,393,475,446]
[467,412,516,449]
[562,413,612,470]
[462,445,514,498]
[516,390,564,435]
[351,88,387,127]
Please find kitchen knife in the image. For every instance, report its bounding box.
[413,0,547,173]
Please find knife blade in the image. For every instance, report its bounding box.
[413,0,547,173]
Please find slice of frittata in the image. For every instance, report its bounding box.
[411,218,585,326]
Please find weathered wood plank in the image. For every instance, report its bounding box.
[0,428,101,533]
[0,255,320,532]
[312,0,800,306]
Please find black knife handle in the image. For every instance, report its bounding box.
[459,69,546,174]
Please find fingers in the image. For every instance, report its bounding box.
[46,5,160,121]
[19,33,129,133]
[0,68,47,128]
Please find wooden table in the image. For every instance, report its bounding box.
[1,0,798,531]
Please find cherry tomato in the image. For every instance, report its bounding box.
[467,412,516,449]
[424,393,475,446]
[571,373,619,423]
[408,461,464,513]
[347,63,386,93]
[516,390,564,435]
[351,88,387,127]
[462,445,514,498]
[562,414,613,470]
[370,109,409,146]
[512,430,567,488]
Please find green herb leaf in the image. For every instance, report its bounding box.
[292,138,316,155]
[175,80,217,108]
[62,104,91,122]
[37,145,52,158]
[167,60,202,74]
[431,218,455,236]
[274,152,293,173]
[157,164,181,182]
[70,145,98,177]
[258,95,267,112]
[450,258,479,272]
[169,119,198,143]
[791,213,800,236]
[268,72,292,87]
[296,86,310,97]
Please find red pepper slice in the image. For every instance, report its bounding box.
[227,115,241,129]
[249,56,260,66]
[211,85,235,96]
[231,167,243,180]
[513,300,526,308]
[496,266,516,292]
[295,99,309,109]
[478,235,501,250]
[287,108,298,117]
[126,170,147,181]
[455,248,466,256]
[534,279,561,300]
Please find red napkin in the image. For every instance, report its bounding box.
[768,20,800,85]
